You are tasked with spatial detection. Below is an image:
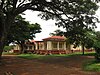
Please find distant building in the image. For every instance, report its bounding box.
[13,36,92,54]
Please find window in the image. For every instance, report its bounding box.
[39,44,43,49]
[29,46,32,50]
[59,42,63,49]
[52,42,57,49]
[24,46,28,49]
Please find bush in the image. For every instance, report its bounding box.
[94,47,100,61]
[3,46,13,52]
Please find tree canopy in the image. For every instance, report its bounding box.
[89,31,100,60]
[39,0,99,50]
[5,15,42,53]
[49,29,64,36]
[7,15,41,44]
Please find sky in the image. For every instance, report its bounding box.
[22,10,64,41]
[22,7,100,41]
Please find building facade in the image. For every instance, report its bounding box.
[13,36,84,54]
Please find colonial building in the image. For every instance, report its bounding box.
[13,36,85,54]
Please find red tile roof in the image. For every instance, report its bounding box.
[43,36,66,41]
[30,40,43,43]
[29,36,66,42]
[30,40,36,43]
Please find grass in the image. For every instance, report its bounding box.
[82,52,100,72]
[2,52,19,55]
[18,53,80,60]
[83,60,100,71]
[18,52,95,60]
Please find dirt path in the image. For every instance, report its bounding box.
[0,55,100,75]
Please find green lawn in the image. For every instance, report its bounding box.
[81,52,100,72]
[18,52,95,60]
[18,52,82,60]
[2,52,19,55]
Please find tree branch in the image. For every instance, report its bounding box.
[13,0,18,9]
[0,0,4,10]
[17,0,26,8]
[13,3,32,16]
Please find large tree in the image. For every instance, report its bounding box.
[65,29,95,55]
[50,29,95,55]
[49,29,64,36]
[6,15,41,53]
[0,0,99,59]
[40,0,99,54]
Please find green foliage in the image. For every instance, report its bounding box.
[29,23,42,38]
[5,15,42,53]
[93,31,100,48]
[90,31,100,61]
[49,29,64,36]
[40,0,99,29]
[7,15,41,44]
[94,42,100,48]
[3,46,13,51]
[83,60,100,71]
[3,52,19,55]
[65,30,95,51]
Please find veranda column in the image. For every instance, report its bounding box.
[64,42,66,50]
[47,41,52,50]
[57,42,59,50]
[17,45,19,50]
[27,46,29,50]
[35,43,38,50]
[42,43,45,50]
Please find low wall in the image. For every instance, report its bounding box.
[13,50,20,53]
[13,49,94,54]
[34,50,70,55]
[71,49,94,53]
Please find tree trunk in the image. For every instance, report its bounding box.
[0,22,7,60]
[0,40,5,60]
[82,44,85,55]
[19,43,24,54]
[0,31,6,61]
[0,14,15,59]
[18,41,25,54]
